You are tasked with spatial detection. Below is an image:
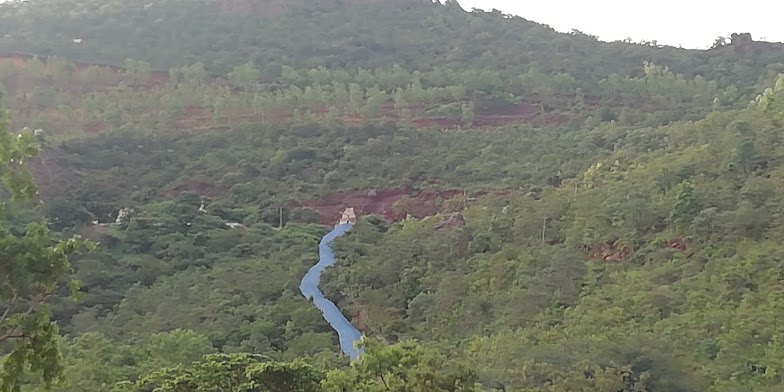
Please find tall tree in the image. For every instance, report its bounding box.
[461,102,475,127]
[0,96,92,392]
[669,181,701,231]
[228,62,261,89]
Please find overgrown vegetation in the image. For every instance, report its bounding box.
[2,0,784,391]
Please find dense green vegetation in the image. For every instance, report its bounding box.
[327,81,784,391]
[0,54,744,137]
[3,0,784,391]
[0,100,92,392]
[0,0,782,90]
[112,338,481,392]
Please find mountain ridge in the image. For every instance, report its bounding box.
[1,0,782,89]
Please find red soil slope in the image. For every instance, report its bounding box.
[0,52,588,134]
[297,188,465,224]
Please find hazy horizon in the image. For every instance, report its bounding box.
[457,0,784,49]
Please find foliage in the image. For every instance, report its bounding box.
[112,339,477,392]
[319,74,784,391]
[0,0,780,91]
[0,54,735,137]
[0,98,92,392]
[111,352,323,392]
[3,2,784,391]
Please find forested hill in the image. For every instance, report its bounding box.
[6,0,784,391]
[0,0,783,87]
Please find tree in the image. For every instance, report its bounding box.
[735,137,757,174]
[461,102,474,127]
[50,333,137,392]
[322,338,480,392]
[393,89,408,118]
[116,339,478,392]
[181,63,207,86]
[228,62,261,89]
[212,96,228,126]
[360,88,386,120]
[0,98,93,391]
[669,181,701,231]
[138,329,215,373]
[112,353,324,392]
[710,36,729,49]
[348,84,364,115]
[392,195,415,216]
[123,59,151,85]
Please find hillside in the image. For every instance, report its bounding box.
[0,0,781,142]
[3,0,784,391]
[0,0,783,88]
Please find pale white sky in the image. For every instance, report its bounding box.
[456,0,784,49]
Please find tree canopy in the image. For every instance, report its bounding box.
[0,98,91,392]
[3,1,784,391]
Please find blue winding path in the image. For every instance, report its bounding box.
[299,223,363,359]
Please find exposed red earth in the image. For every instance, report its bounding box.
[296,188,464,225]
[581,237,691,263]
[0,52,603,135]
[7,52,670,266]
[296,187,513,225]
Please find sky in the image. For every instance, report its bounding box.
[456,0,784,49]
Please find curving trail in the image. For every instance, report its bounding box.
[299,223,363,359]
